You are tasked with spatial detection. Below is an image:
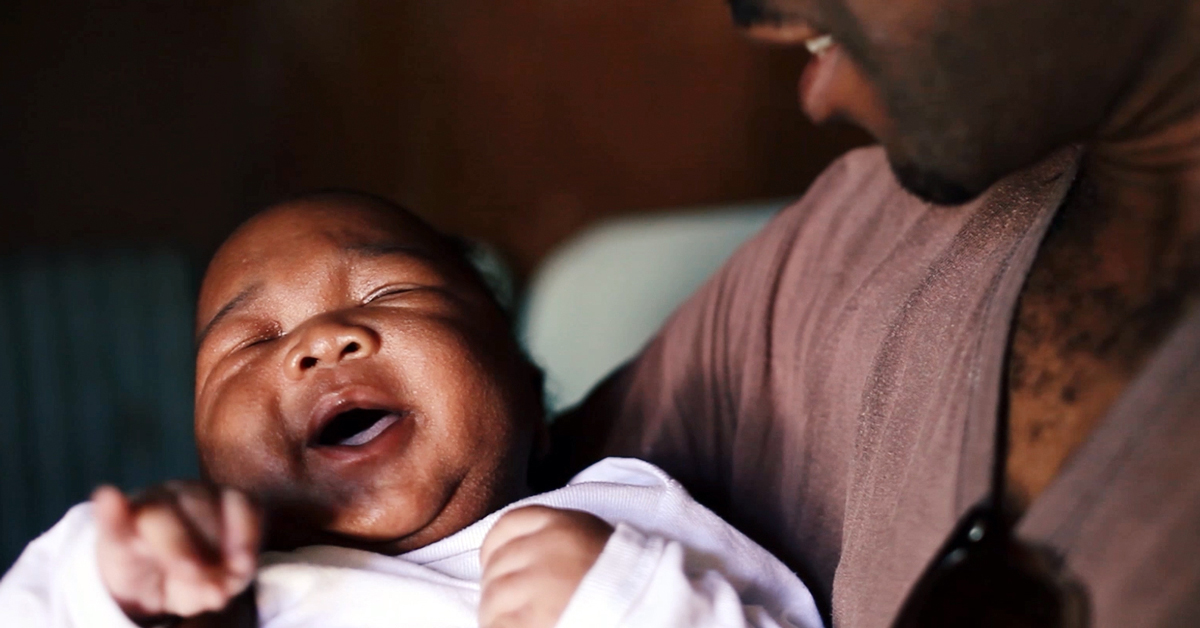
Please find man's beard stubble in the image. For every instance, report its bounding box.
[890,160,980,206]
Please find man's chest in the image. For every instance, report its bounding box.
[1005,289,1136,510]
[1003,177,1197,510]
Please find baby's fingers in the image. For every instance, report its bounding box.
[219,489,261,582]
[173,486,261,597]
[136,483,258,577]
[93,482,256,620]
[137,499,245,616]
[93,485,137,545]
[137,502,223,576]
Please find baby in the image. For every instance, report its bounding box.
[0,192,821,628]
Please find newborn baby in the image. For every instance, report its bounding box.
[0,193,821,628]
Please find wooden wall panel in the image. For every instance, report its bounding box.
[1,1,868,277]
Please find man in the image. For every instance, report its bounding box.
[546,0,1200,626]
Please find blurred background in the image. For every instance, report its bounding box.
[0,0,867,569]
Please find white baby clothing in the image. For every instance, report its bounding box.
[0,458,822,628]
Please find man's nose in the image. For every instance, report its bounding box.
[284,319,381,379]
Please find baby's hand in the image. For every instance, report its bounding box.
[91,482,261,625]
[479,506,614,628]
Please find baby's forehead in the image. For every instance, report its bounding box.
[230,198,442,260]
[241,200,432,249]
[198,200,450,318]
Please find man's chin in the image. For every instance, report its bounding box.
[889,159,986,206]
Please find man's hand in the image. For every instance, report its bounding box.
[92,482,261,625]
[479,506,614,628]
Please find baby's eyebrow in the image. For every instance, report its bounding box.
[196,282,263,346]
[343,241,433,261]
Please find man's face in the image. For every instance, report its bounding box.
[733,0,1168,204]
[194,199,541,553]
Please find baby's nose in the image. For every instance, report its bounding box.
[285,320,380,379]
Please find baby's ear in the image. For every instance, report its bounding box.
[533,416,551,460]
[525,370,552,464]
[521,354,550,433]
[525,416,555,494]
[515,350,551,463]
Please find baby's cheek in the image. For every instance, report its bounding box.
[197,427,262,489]
[197,391,283,488]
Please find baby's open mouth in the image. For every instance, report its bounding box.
[311,408,404,448]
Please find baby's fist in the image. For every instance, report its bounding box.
[479,506,613,628]
[92,482,261,625]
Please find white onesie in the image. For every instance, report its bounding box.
[0,458,823,628]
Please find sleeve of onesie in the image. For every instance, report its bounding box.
[0,504,143,628]
[555,523,820,628]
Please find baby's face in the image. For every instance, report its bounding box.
[194,198,541,553]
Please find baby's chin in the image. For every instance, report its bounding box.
[259,469,525,555]
[260,506,439,555]
[254,492,445,555]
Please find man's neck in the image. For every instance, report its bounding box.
[1005,2,1200,511]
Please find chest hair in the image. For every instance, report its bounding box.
[1006,173,1200,510]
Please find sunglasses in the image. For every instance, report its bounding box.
[891,347,1090,627]
[891,501,1089,627]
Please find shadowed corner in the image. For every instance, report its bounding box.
[178,585,258,628]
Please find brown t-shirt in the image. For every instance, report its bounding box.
[550,147,1200,627]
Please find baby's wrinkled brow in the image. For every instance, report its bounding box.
[197,282,263,346]
[343,241,435,261]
